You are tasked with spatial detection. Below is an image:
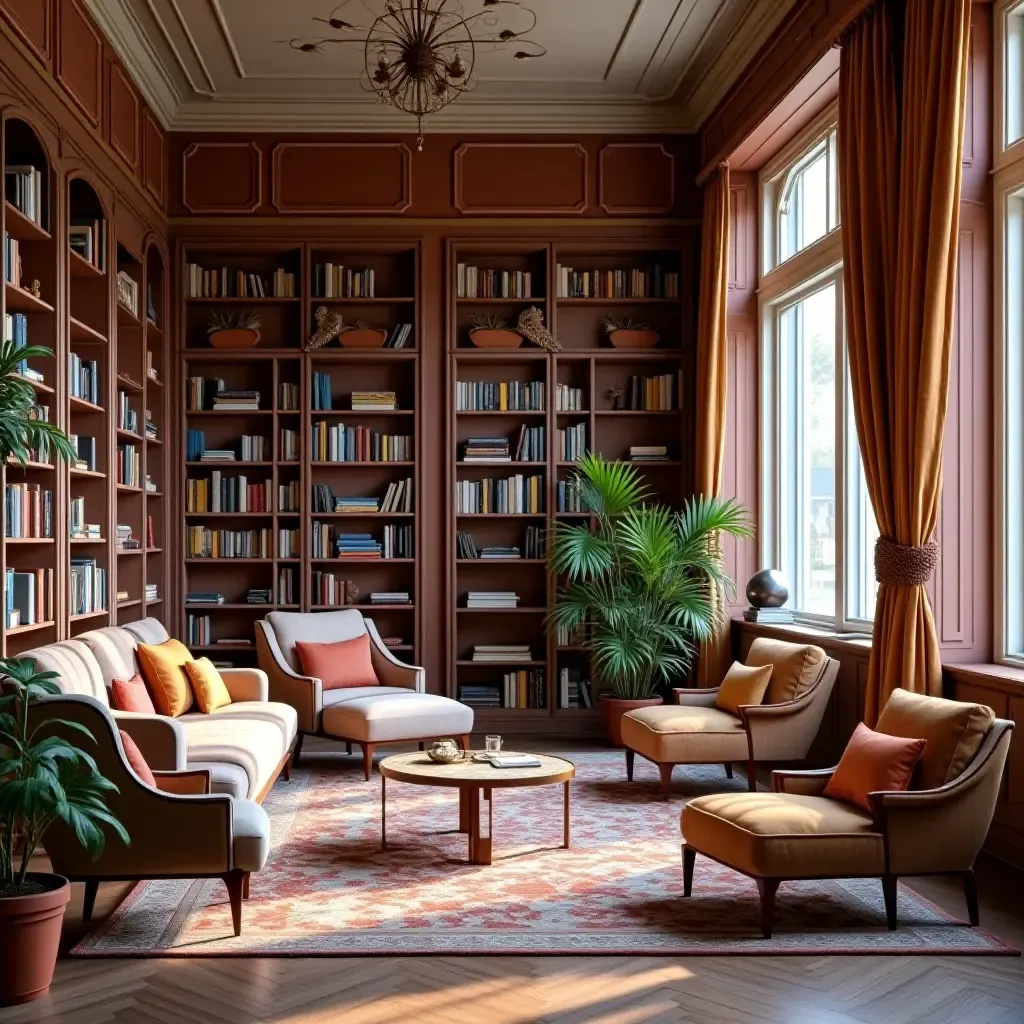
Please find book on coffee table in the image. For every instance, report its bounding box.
[490,754,542,769]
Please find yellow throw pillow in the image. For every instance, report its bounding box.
[185,658,233,713]
[136,639,194,717]
[715,661,773,717]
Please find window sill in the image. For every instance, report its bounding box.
[944,663,1024,697]
[732,616,872,655]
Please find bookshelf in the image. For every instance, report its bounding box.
[447,240,690,734]
[179,242,421,665]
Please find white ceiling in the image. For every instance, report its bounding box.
[86,0,799,133]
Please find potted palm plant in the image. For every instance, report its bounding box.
[548,454,752,746]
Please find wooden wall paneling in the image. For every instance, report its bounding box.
[142,109,165,208]
[597,143,675,215]
[55,0,102,128]
[181,141,262,214]
[0,0,51,66]
[107,60,139,173]
[270,142,412,214]
[453,142,588,215]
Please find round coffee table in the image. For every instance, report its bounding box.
[378,752,575,866]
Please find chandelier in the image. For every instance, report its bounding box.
[287,1,545,149]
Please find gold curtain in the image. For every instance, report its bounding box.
[694,165,731,687]
[839,0,972,724]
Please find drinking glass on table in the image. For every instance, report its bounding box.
[485,735,502,757]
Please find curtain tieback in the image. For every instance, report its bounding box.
[874,537,939,587]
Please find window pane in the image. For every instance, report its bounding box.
[848,451,879,622]
[1007,5,1024,148]
[780,147,828,262]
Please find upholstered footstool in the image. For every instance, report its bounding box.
[321,687,474,779]
[621,703,751,800]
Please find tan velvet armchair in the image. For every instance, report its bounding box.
[622,638,840,799]
[681,690,1013,938]
[32,694,271,936]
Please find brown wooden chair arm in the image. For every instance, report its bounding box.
[153,769,212,796]
[672,687,719,707]
[771,767,836,795]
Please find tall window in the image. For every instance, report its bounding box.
[760,111,877,629]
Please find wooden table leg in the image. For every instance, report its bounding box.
[381,774,387,850]
[465,786,492,866]
[564,780,571,849]
[458,785,470,833]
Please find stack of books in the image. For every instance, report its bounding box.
[69,499,101,540]
[466,592,519,609]
[503,669,546,709]
[455,474,544,515]
[457,684,502,709]
[5,165,43,225]
[144,415,158,441]
[743,607,795,624]
[370,592,411,605]
[629,445,668,462]
[381,478,413,513]
[555,384,584,411]
[186,592,224,605]
[558,423,587,462]
[336,534,382,558]
[144,583,159,603]
[334,496,379,514]
[200,449,237,463]
[481,546,520,559]
[472,645,533,663]
[213,388,260,412]
[351,391,397,411]
[559,669,593,709]
[462,437,510,463]
[514,425,545,461]
[115,524,140,551]
[455,380,544,412]
[247,589,273,605]
[4,567,53,628]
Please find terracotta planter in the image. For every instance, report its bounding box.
[208,328,261,349]
[340,327,387,349]
[0,873,70,1006]
[607,328,659,350]
[469,328,524,349]
[600,695,663,748]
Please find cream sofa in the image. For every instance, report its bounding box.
[256,609,473,779]
[23,618,297,802]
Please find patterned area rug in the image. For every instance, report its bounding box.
[71,752,1017,957]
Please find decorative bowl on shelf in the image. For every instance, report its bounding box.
[469,328,524,349]
[602,317,659,349]
[339,327,387,349]
[207,309,262,349]
[425,739,461,764]
[208,328,261,349]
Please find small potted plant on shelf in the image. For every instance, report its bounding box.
[548,454,752,746]
[339,320,388,349]
[602,317,660,350]
[207,309,262,349]
[467,311,524,349]
[0,658,128,1005]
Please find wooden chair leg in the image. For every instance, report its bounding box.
[361,743,374,781]
[82,880,99,922]
[746,758,757,792]
[755,878,780,939]
[242,872,251,900]
[963,869,980,926]
[682,844,696,897]
[223,871,245,936]
[282,753,292,781]
[658,762,673,801]
[418,741,425,751]
[625,748,635,781]
[724,762,734,779]
[291,732,304,768]
[346,741,352,755]
[881,874,898,930]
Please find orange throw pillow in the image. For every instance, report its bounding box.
[295,633,379,690]
[824,723,926,813]
[110,673,156,715]
[118,729,156,787]
[715,662,773,716]
[136,639,194,717]
[185,658,233,713]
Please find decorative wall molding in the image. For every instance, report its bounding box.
[453,142,587,215]
[56,0,102,128]
[142,106,163,206]
[597,142,675,215]
[181,141,261,214]
[270,142,412,215]
[108,61,139,172]
[0,0,52,66]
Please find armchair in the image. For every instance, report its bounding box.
[681,690,1013,938]
[32,693,270,936]
[621,638,839,799]
[256,609,473,778]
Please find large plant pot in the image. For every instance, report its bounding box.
[0,873,70,1006]
[600,695,663,748]
[469,328,524,349]
[208,328,260,349]
[607,328,659,350]
[340,327,387,349]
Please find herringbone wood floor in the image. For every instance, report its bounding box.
[4,740,1023,1024]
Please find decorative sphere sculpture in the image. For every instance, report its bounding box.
[746,569,790,609]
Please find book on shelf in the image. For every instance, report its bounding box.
[116,271,139,316]
[461,437,510,463]
[277,567,296,605]
[472,645,533,663]
[336,533,382,559]
[384,323,413,348]
[617,374,675,411]
[186,613,212,646]
[70,558,106,615]
[455,380,545,412]
[279,429,299,461]
[116,590,130,604]
[146,351,160,384]
[278,480,301,512]
[558,423,586,462]
[144,473,157,493]
[555,263,678,299]
[311,264,375,298]
[380,478,414,513]
[69,498,100,540]
[456,527,543,559]
[185,264,296,299]
[144,583,159,603]
[144,415,158,440]
[455,474,544,515]
[743,608,795,624]
[370,592,411,605]
[559,669,592,709]
[186,593,225,605]
[71,435,96,472]
[246,589,273,605]
[69,218,104,270]
[555,384,583,412]
[186,473,273,513]
[557,479,589,513]
[381,638,405,649]
[4,482,53,539]
[465,592,519,609]
[278,382,299,411]
[310,422,411,463]
[116,391,139,433]
[5,165,43,226]
[310,571,350,607]
[115,524,140,551]
[501,669,546,709]
[3,232,21,287]
[5,312,43,382]
[556,622,586,647]
[312,372,333,411]
[628,445,668,462]
[69,353,99,404]
[213,389,261,412]
[186,527,272,559]
[513,425,545,462]
[351,391,397,411]
[457,684,502,709]
[455,265,533,299]
[146,283,157,324]
[147,515,155,548]
[4,567,53,628]
[277,529,300,559]
[333,496,380,513]
[117,443,141,487]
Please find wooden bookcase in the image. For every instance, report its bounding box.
[1,114,170,656]
[178,241,421,666]
[446,240,691,734]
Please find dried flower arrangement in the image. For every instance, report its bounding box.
[306,306,346,351]
[516,306,561,352]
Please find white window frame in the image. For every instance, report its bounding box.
[996,0,1024,167]
[759,107,875,633]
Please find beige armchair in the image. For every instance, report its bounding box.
[256,609,473,778]
[32,693,270,936]
[680,689,1013,938]
[621,638,839,799]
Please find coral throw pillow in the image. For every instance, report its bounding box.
[136,639,195,717]
[110,673,156,715]
[295,633,379,691]
[824,723,927,813]
[118,729,156,787]
[715,662,773,717]
[185,658,233,713]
